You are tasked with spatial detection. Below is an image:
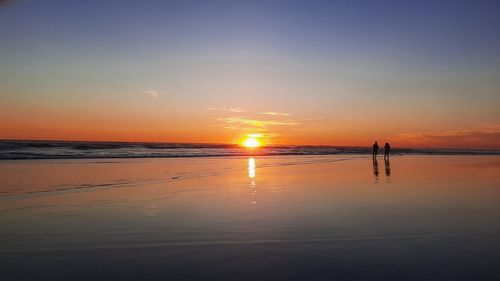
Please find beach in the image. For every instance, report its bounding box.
[2,0,499,280]
[1,155,499,280]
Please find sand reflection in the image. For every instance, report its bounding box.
[1,156,500,281]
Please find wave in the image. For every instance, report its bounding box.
[0,140,499,160]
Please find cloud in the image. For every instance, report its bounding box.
[218,117,300,129]
[209,108,321,139]
[302,116,325,121]
[223,125,268,131]
[393,124,500,148]
[259,111,292,117]
[207,107,248,113]
[142,90,160,98]
[247,133,281,138]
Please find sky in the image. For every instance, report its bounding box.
[0,0,499,148]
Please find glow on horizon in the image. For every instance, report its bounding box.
[241,137,261,148]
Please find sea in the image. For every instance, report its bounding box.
[0,140,498,159]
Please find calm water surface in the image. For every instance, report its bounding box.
[1,155,499,280]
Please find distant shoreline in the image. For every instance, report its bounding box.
[0,139,498,151]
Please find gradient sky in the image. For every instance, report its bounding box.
[1,0,499,148]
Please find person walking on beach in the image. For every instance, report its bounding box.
[384,142,391,158]
[372,141,379,158]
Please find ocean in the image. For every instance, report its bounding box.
[1,140,499,159]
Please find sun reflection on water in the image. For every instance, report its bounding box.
[248,157,256,203]
[248,157,256,179]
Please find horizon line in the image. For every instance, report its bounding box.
[1,138,499,151]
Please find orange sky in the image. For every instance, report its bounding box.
[1,101,499,148]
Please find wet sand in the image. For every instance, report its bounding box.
[1,155,499,280]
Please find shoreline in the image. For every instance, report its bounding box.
[1,151,500,161]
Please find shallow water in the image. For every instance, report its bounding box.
[1,155,499,280]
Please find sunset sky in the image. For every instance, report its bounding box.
[1,0,499,148]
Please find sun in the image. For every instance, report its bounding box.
[242,137,261,148]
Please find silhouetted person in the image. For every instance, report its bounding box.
[372,141,379,158]
[384,142,391,158]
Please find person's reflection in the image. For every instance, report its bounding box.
[384,158,391,177]
[384,158,391,183]
[372,158,379,182]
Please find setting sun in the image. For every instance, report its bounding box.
[242,137,261,148]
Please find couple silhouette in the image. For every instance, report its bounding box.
[372,141,390,158]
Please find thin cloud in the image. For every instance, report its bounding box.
[218,117,300,128]
[247,133,281,138]
[394,125,500,148]
[142,90,160,98]
[210,109,321,139]
[302,116,325,121]
[259,111,292,117]
[207,107,248,113]
[224,126,268,131]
